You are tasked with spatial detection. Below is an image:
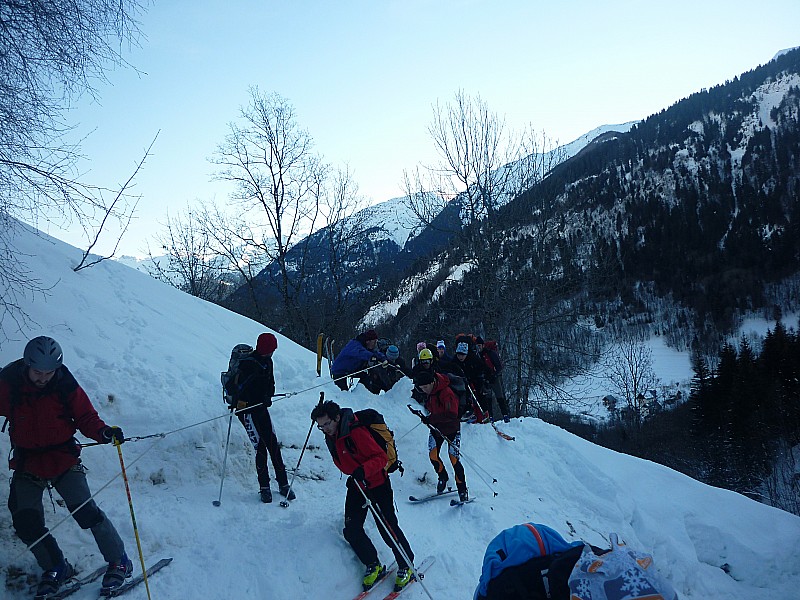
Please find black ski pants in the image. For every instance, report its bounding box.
[8,464,125,571]
[343,476,414,571]
[237,405,288,489]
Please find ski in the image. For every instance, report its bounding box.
[325,337,336,378]
[316,332,324,377]
[351,562,396,600]
[450,497,476,507]
[408,489,457,503]
[99,557,172,597]
[381,556,436,600]
[33,566,107,600]
[490,422,515,441]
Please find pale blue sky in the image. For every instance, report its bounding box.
[54,0,799,256]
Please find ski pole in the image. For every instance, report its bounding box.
[280,391,324,507]
[330,360,389,389]
[213,406,236,507]
[114,395,294,444]
[352,482,434,600]
[466,384,491,423]
[466,385,515,440]
[115,439,152,600]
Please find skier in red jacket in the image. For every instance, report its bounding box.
[0,337,131,598]
[312,400,416,593]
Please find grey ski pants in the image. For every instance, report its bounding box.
[8,463,125,571]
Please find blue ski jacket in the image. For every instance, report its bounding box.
[331,339,386,378]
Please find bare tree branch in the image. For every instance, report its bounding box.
[74,132,159,270]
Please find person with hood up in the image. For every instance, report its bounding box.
[226,332,295,504]
[331,330,387,394]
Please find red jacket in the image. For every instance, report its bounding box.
[425,373,460,437]
[324,408,389,489]
[0,360,108,479]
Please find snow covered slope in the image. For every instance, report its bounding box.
[1,221,798,599]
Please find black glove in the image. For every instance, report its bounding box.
[101,426,125,445]
[263,397,272,408]
[419,414,430,425]
[351,466,366,484]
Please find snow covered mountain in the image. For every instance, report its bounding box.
[1,218,799,599]
[230,121,638,342]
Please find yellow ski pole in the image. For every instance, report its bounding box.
[115,439,152,599]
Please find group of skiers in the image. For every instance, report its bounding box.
[331,330,510,423]
[0,329,505,598]
[318,328,515,592]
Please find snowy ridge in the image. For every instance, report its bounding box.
[2,221,799,599]
[357,195,421,248]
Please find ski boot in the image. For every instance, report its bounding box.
[35,559,74,599]
[279,484,296,500]
[260,487,273,503]
[436,476,448,495]
[394,567,415,592]
[101,553,133,594]
[362,563,385,590]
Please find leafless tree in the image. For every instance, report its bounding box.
[192,202,268,320]
[211,88,329,343]
[603,338,660,426]
[402,90,566,332]
[317,166,372,337]
[761,438,800,516]
[401,90,596,415]
[0,0,149,332]
[144,204,229,302]
[403,89,564,232]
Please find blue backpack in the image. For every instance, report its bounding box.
[476,524,679,600]
[474,523,584,600]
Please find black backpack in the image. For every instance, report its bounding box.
[220,344,256,406]
[443,373,470,416]
[353,408,403,475]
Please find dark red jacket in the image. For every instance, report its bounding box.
[424,373,460,437]
[324,408,389,489]
[480,347,503,378]
[0,360,108,479]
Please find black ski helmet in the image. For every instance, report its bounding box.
[23,336,63,371]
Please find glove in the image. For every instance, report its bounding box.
[350,466,366,485]
[263,397,272,408]
[236,400,248,411]
[101,426,125,445]
[419,414,430,425]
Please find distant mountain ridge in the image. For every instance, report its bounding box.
[228,121,638,328]
[356,48,800,359]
